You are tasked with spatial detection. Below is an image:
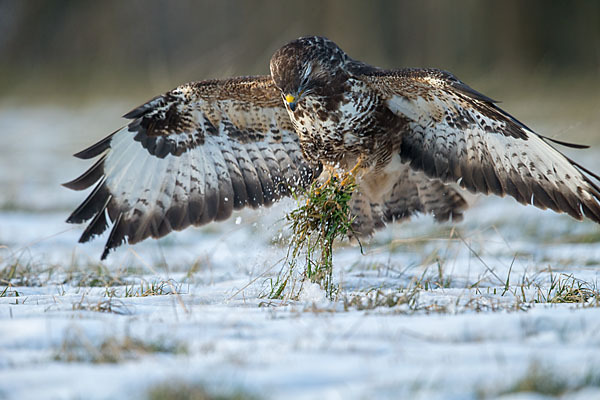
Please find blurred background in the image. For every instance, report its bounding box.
[1,0,599,101]
[0,0,599,211]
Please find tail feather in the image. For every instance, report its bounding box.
[350,168,467,238]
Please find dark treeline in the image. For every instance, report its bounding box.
[1,0,599,97]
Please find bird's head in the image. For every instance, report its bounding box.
[270,36,349,112]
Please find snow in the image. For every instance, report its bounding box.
[1,104,600,399]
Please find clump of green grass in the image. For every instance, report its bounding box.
[555,229,600,244]
[270,172,358,300]
[0,256,129,288]
[0,285,19,297]
[54,331,187,363]
[535,272,598,305]
[479,362,600,398]
[506,366,570,396]
[68,263,126,287]
[123,279,182,297]
[343,287,420,311]
[148,382,260,400]
[500,268,600,307]
[72,292,130,315]
[0,257,49,287]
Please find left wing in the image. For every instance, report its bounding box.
[64,76,320,259]
[361,68,600,224]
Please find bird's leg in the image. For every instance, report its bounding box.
[341,157,363,186]
[305,160,362,206]
[307,166,335,206]
[308,158,362,209]
[315,165,336,192]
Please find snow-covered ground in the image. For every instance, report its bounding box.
[1,104,600,399]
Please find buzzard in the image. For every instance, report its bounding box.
[64,36,600,259]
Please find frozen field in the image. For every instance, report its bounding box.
[1,104,600,399]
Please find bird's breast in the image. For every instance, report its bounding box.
[289,79,380,164]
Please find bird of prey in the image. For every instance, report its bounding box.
[64,36,600,260]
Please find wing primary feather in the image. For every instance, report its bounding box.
[78,195,112,243]
[179,148,194,227]
[154,213,172,239]
[451,81,498,104]
[122,95,163,119]
[564,156,600,185]
[259,143,287,197]
[540,136,590,149]
[552,190,583,220]
[153,157,184,236]
[73,132,115,159]
[199,146,219,224]
[220,141,249,209]
[457,162,477,193]
[246,142,277,206]
[127,153,174,243]
[233,144,265,208]
[66,179,109,224]
[206,139,235,221]
[271,144,297,184]
[101,212,125,260]
[531,185,557,210]
[62,156,106,190]
[163,152,192,232]
[581,202,600,223]
[187,145,207,224]
[482,162,504,196]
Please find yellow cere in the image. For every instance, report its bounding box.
[285,94,296,103]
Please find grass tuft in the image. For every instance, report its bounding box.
[535,272,598,305]
[0,256,130,288]
[343,287,420,311]
[148,382,260,400]
[0,285,19,297]
[269,172,358,300]
[503,364,570,396]
[0,258,50,287]
[54,331,187,363]
[72,292,130,315]
[69,264,126,287]
[123,279,182,297]
[478,362,600,398]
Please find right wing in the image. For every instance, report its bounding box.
[64,76,320,259]
[362,68,600,224]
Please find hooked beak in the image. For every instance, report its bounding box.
[285,93,297,112]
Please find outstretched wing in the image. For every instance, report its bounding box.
[361,68,600,223]
[64,76,320,259]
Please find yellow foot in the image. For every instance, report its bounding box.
[314,164,338,193]
[305,160,362,206]
[341,158,363,186]
[316,175,332,192]
[306,177,331,206]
